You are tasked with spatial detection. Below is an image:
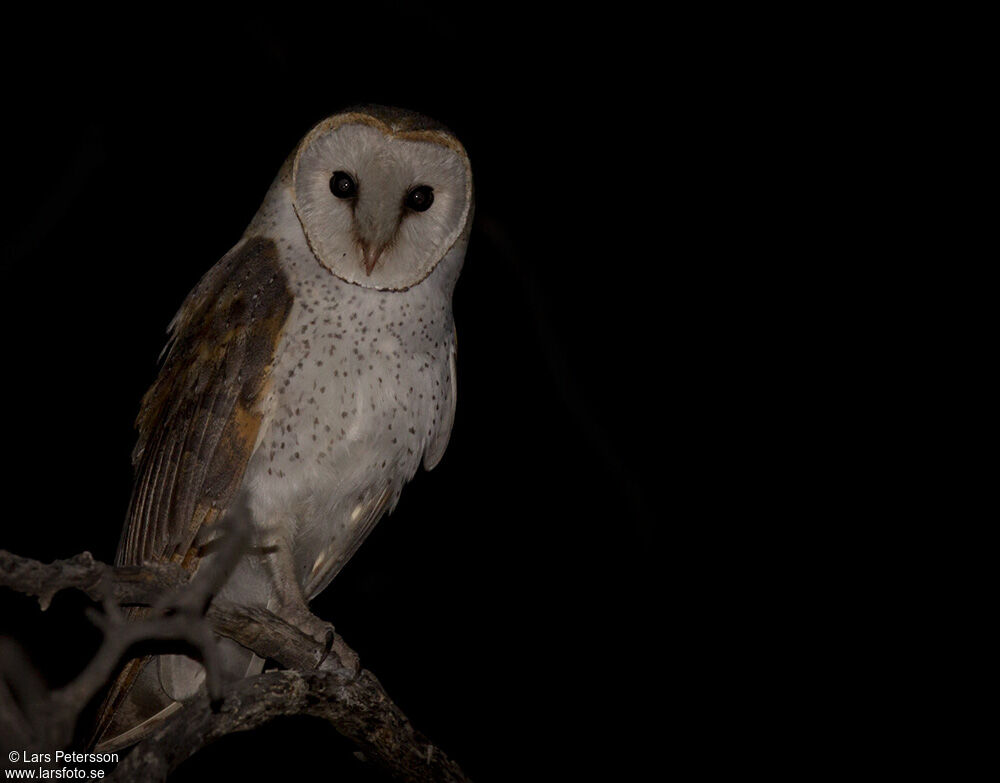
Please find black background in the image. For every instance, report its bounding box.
[0,8,688,782]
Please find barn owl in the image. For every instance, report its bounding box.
[92,105,473,749]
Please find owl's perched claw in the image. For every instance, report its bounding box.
[278,603,359,675]
[325,632,362,678]
[281,603,333,650]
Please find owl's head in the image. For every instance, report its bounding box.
[291,105,473,291]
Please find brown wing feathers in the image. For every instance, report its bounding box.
[120,236,293,567]
[92,236,293,747]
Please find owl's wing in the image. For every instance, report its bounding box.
[422,329,458,471]
[118,235,294,568]
[92,236,294,750]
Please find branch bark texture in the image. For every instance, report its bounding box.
[0,546,470,782]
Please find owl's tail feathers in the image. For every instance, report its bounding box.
[95,669,183,752]
[86,603,161,750]
[88,636,262,751]
[87,653,180,752]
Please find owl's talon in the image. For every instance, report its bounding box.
[317,628,335,668]
[280,605,335,652]
[287,611,361,675]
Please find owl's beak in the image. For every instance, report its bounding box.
[353,174,401,276]
[360,243,385,276]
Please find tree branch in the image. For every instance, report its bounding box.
[111,669,469,783]
[0,544,470,782]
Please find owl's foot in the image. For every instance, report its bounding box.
[326,633,361,676]
[259,533,359,675]
[279,604,360,676]
[281,603,334,649]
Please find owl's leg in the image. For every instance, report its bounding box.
[259,531,336,650]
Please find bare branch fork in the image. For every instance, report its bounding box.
[0,532,471,782]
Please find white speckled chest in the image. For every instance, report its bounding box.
[234,186,461,599]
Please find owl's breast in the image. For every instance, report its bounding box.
[240,273,454,582]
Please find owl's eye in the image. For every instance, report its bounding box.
[330,171,357,199]
[405,185,434,212]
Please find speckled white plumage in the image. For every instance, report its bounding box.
[234,163,465,604]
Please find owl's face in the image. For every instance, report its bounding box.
[291,108,473,291]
